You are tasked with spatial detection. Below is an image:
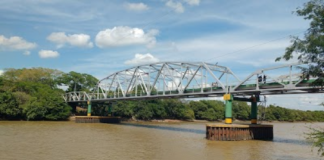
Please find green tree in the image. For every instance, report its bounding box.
[149,100,168,119]
[57,71,98,92]
[307,127,324,157]
[307,103,324,156]
[275,0,324,155]
[0,69,72,120]
[0,91,22,120]
[91,102,109,116]
[276,0,324,86]
[113,101,134,118]
[189,101,208,119]
[232,101,250,120]
[201,100,225,120]
[201,108,218,121]
[162,99,194,120]
[23,97,46,120]
[133,101,154,120]
[27,84,71,120]
[2,68,63,88]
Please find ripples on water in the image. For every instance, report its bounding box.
[0,121,322,160]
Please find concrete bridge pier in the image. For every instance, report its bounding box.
[224,94,233,124]
[107,103,113,116]
[87,100,92,116]
[206,93,273,141]
[250,96,258,124]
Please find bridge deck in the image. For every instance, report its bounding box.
[63,62,323,102]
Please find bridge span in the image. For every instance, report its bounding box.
[63,62,323,103]
[64,62,323,140]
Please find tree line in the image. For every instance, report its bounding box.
[0,68,98,120]
[0,67,323,122]
[83,99,324,122]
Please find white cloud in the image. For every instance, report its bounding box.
[124,2,149,11]
[0,35,36,51]
[23,51,30,56]
[38,50,59,58]
[0,70,3,76]
[47,32,93,48]
[166,0,184,13]
[95,26,159,48]
[124,53,159,66]
[183,0,200,6]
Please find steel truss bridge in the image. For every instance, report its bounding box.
[63,62,323,103]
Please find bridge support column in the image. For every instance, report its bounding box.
[251,96,258,124]
[224,94,233,124]
[108,103,112,116]
[87,101,92,116]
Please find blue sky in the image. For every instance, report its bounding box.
[0,0,323,110]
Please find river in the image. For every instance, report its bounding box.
[0,121,322,160]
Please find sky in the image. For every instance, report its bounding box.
[0,0,323,110]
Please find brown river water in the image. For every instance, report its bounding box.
[0,121,323,160]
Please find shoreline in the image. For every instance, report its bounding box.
[0,116,321,124]
[72,116,321,124]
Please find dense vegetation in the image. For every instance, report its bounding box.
[0,68,98,120]
[80,99,324,122]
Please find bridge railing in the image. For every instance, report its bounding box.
[63,62,323,102]
[230,63,320,94]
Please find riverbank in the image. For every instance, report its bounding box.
[0,116,319,124]
[67,116,319,124]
